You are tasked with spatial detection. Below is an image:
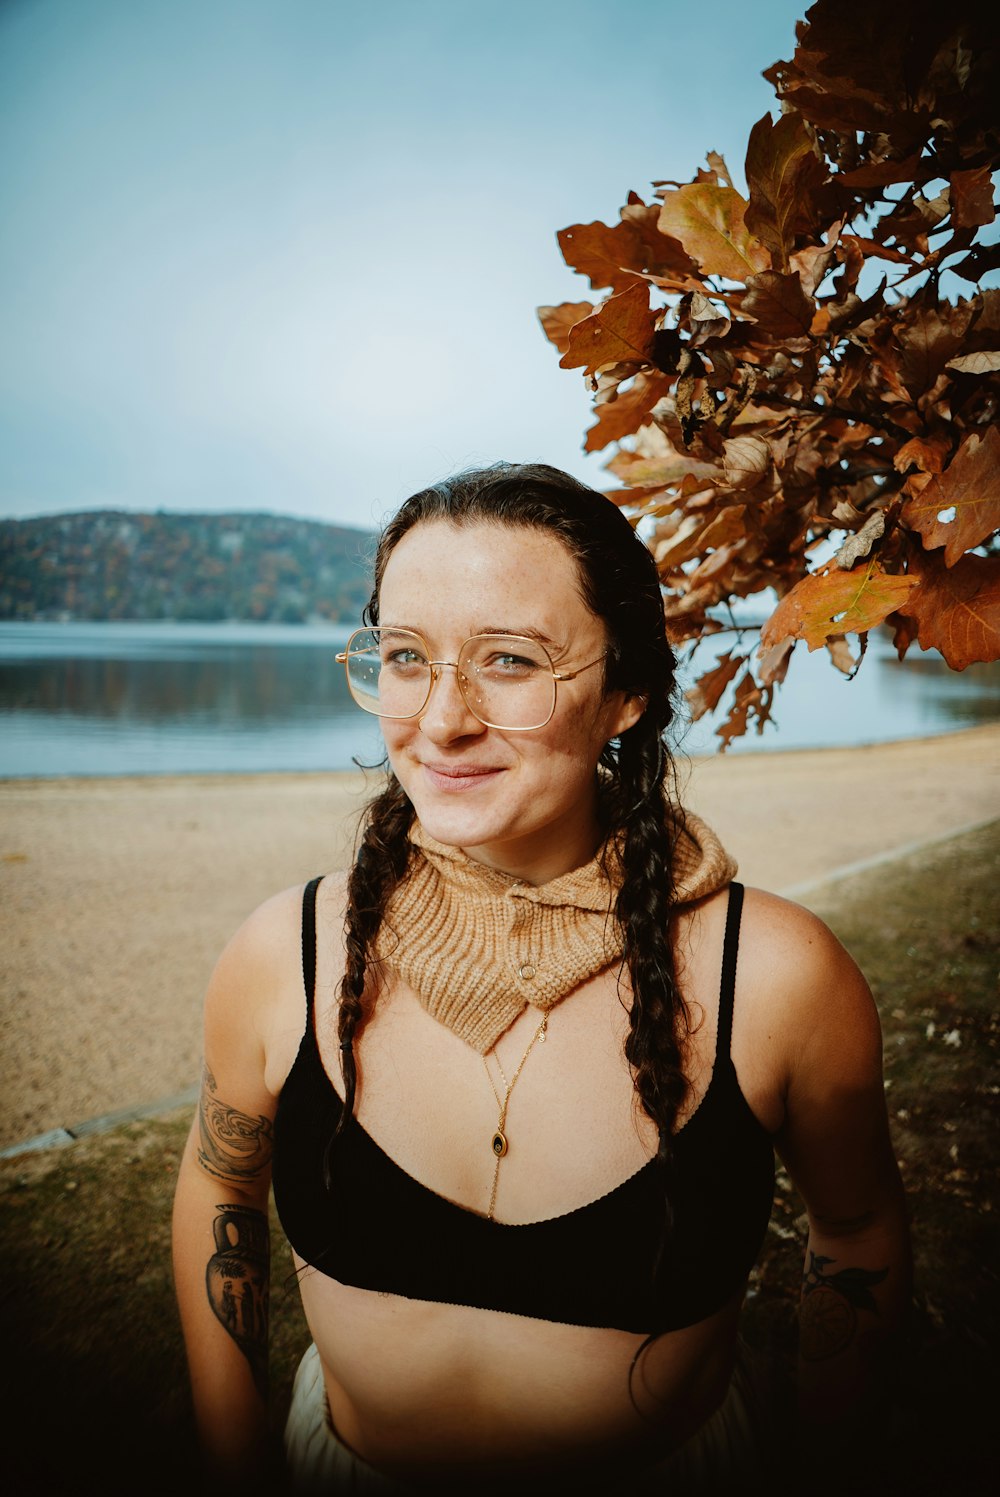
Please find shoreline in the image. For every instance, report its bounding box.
[2,724,998,1149]
[3,709,999,786]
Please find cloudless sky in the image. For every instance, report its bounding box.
[1,0,807,532]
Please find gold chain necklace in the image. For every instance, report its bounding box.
[482,1012,548,1221]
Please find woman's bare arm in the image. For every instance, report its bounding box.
[743,893,911,1463]
[172,888,301,1477]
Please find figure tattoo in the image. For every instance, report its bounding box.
[197,1064,274,1182]
[206,1203,270,1397]
[799,1250,889,1362]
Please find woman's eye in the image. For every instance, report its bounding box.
[486,653,537,674]
[384,648,426,667]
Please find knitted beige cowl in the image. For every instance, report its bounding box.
[373,811,737,1054]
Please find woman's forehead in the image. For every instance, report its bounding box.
[379,521,588,608]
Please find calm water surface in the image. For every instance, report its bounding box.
[1,621,998,777]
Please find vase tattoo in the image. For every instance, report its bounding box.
[206,1202,270,1395]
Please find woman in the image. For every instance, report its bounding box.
[173,463,909,1493]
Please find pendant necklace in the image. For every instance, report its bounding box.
[482,1012,548,1222]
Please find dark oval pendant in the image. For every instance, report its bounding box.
[492,1130,508,1158]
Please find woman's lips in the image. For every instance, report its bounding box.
[420,763,505,791]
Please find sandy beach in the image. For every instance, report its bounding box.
[2,723,998,1150]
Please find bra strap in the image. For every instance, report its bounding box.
[716,881,744,1060]
[301,876,323,1014]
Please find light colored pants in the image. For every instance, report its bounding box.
[284,1341,772,1494]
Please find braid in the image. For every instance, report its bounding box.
[332,773,413,1146]
[611,719,689,1163]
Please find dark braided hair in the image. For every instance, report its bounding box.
[335,461,689,1163]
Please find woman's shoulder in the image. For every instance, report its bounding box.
[735,884,882,1098]
[736,884,871,1003]
[205,873,349,1027]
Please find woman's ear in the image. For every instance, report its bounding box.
[607,691,647,740]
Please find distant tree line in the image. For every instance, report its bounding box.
[0,510,375,624]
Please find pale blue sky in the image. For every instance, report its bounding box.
[1,0,805,530]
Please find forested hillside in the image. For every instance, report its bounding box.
[0,510,375,623]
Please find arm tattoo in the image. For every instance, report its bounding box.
[799,1249,889,1362]
[197,1064,274,1182]
[206,1202,270,1398]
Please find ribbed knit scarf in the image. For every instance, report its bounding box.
[373,811,737,1053]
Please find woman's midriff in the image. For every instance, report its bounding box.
[295,1261,743,1482]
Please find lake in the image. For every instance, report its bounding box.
[1,620,998,777]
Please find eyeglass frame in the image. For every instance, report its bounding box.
[335,626,607,731]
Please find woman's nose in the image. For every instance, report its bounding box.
[418,664,485,740]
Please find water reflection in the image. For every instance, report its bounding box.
[1,621,998,776]
[2,645,353,727]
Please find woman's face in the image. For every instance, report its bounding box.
[375,520,643,884]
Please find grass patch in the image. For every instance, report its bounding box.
[744,819,999,1492]
[2,821,996,1494]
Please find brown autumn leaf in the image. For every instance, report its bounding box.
[558,283,658,376]
[557,221,648,294]
[687,291,731,345]
[744,112,826,271]
[761,563,921,651]
[757,634,794,685]
[950,166,996,230]
[685,650,745,721]
[537,302,595,355]
[705,151,733,189]
[946,351,1000,374]
[951,242,1000,285]
[888,610,918,661]
[583,373,669,453]
[608,447,719,489]
[835,510,886,569]
[896,305,971,399]
[838,234,912,266]
[715,669,776,749]
[658,183,770,282]
[893,434,952,475]
[723,435,771,490]
[902,548,1000,669]
[741,270,814,339]
[826,634,858,675]
[699,504,748,549]
[835,153,925,188]
[900,426,1000,567]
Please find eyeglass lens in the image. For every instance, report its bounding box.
[343,628,557,729]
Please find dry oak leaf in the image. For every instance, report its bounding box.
[744,112,827,272]
[537,302,595,355]
[558,283,657,376]
[723,435,771,490]
[741,270,814,339]
[557,221,649,294]
[826,634,858,676]
[584,373,669,454]
[835,153,924,189]
[685,650,745,722]
[835,509,886,570]
[716,669,775,749]
[658,184,770,283]
[900,426,1000,567]
[893,434,951,475]
[901,549,1000,669]
[949,166,996,231]
[760,562,920,652]
[946,351,1000,374]
[896,306,972,401]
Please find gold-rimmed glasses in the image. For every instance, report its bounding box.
[336,627,606,731]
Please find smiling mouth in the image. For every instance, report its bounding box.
[421,763,504,787]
